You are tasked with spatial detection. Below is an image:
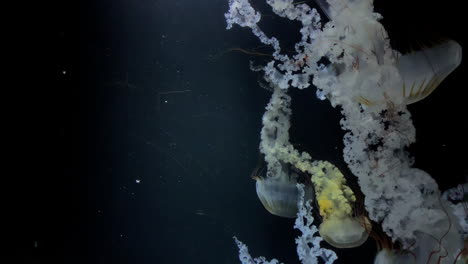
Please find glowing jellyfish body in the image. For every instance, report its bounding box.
[256,174,314,218]
[357,40,463,106]
[397,40,462,104]
[311,161,371,248]
[319,216,371,248]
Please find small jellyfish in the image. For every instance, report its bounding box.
[310,161,372,248]
[319,215,371,249]
[253,161,314,218]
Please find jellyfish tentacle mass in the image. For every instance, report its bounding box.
[225,0,466,263]
[256,84,316,218]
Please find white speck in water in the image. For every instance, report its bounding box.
[135,179,140,184]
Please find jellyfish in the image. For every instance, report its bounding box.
[310,161,371,248]
[356,40,462,106]
[253,84,316,218]
[253,161,315,218]
[225,0,465,262]
[255,84,371,246]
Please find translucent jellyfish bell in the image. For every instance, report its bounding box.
[254,163,314,218]
[255,177,314,218]
[310,161,372,248]
[396,40,462,105]
[319,215,372,248]
[357,40,462,106]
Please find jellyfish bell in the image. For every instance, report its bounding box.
[253,162,315,218]
[391,39,462,105]
[255,177,315,218]
[319,215,372,248]
[309,161,372,248]
[356,40,462,107]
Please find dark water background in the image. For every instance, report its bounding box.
[12,0,466,263]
